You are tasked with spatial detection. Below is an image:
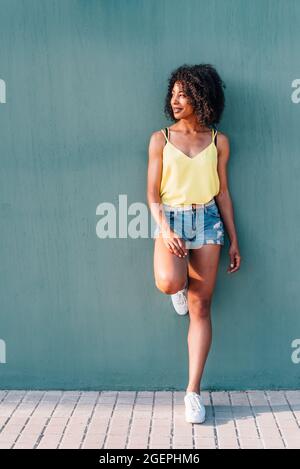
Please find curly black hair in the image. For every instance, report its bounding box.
[164,64,226,127]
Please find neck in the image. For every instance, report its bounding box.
[176,117,209,133]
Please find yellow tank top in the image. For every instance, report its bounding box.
[159,127,220,206]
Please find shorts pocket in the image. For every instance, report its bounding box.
[207,203,220,217]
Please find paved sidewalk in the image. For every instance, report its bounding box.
[0,390,299,449]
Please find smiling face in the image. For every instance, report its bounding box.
[170,81,194,119]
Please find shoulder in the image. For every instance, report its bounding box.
[148,129,166,151]
[216,130,229,145]
[215,130,230,157]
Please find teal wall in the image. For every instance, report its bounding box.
[1,0,300,390]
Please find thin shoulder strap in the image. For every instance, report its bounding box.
[212,127,218,146]
[160,127,169,142]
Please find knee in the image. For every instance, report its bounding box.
[155,275,186,295]
[189,296,211,319]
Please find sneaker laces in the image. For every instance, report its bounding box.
[187,393,203,412]
[176,289,187,305]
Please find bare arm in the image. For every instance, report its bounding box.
[215,132,242,273]
[146,130,170,231]
[146,130,187,257]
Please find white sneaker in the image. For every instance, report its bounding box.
[171,281,188,315]
[184,391,206,424]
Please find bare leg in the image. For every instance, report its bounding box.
[186,245,221,394]
[153,233,188,294]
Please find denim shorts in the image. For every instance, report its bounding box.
[153,198,224,249]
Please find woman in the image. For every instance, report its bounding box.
[147,64,241,424]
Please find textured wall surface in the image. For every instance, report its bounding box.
[0,0,300,389]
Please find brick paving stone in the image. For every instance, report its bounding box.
[240,438,264,449]
[217,438,240,449]
[194,436,217,449]
[285,438,300,449]
[262,438,285,449]
[0,390,299,449]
